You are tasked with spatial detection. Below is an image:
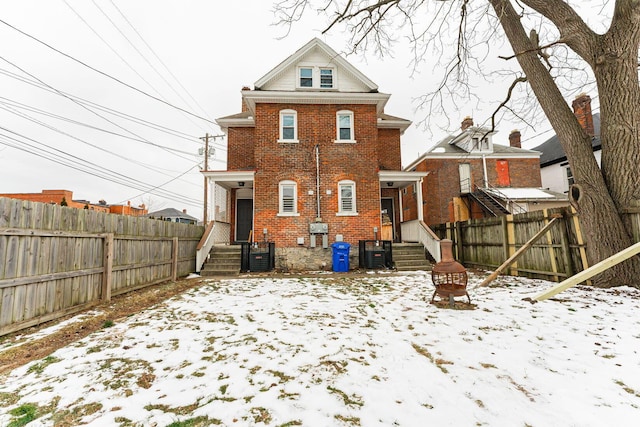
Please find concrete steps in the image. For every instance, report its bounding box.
[200,245,242,276]
[392,243,432,271]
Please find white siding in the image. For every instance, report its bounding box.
[540,149,601,194]
[259,47,371,92]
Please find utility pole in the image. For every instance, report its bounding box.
[199,133,224,225]
[200,133,211,224]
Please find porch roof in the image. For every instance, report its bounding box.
[379,170,428,188]
[201,170,426,190]
[201,170,255,190]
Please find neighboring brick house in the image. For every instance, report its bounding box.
[532,93,602,194]
[402,119,567,226]
[203,38,426,269]
[0,189,148,216]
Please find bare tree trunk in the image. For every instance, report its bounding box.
[593,3,640,239]
[490,0,640,287]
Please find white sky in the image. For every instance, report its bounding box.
[0,1,607,220]
[1,272,639,426]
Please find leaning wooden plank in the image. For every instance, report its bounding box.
[475,216,561,289]
[530,241,640,302]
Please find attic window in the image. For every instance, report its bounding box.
[299,68,313,87]
[320,68,333,88]
[472,136,489,151]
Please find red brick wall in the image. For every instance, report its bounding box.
[243,103,388,247]
[226,127,255,170]
[377,128,402,170]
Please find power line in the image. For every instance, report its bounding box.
[93,0,212,131]
[0,55,200,163]
[0,127,203,207]
[0,67,228,154]
[108,0,214,122]
[0,102,207,182]
[0,17,217,125]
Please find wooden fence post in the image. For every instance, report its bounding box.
[559,209,575,279]
[543,210,560,282]
[504,215,516,276]
[102,233,113,301]
[455,220,463,262]
[172,237,179,281]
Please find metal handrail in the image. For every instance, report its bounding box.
[460,177,527,215]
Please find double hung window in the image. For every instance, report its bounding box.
[299,68,313,87]
[279,110,298,142]
[336,110,355,142]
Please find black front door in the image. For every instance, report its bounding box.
[236,199,253,242]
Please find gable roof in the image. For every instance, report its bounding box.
[532,113,601,167]
[254,38,378,92]
[146,208,199,222]
[403,128,540,170]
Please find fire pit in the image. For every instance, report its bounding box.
[431,239,470,307]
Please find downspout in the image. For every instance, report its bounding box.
[315,144,321,220]
[482,154,488,188]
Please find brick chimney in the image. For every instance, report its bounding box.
[241,86,251,112]
[572,93,595,137]
[461,116,474,131]
[509,129,521,148]
[182,209,187,214]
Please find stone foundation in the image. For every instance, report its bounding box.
[275,247,357,272]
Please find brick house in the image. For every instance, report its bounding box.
[203,38,426,270]
[0,189,148,216]
[402,118,567,227]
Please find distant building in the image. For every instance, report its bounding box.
[0,189,148,216]
[532,93,602,194]
[109,200,148,216]
[146,208,199,225]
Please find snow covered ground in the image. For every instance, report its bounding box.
[1,271,639,426]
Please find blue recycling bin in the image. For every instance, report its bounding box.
[331,242,351,272]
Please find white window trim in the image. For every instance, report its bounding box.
[278,109,299,143]
[278,180,300,216]
[296,65,337,90]
[298,67,313,89]
[320,67,334,89]
[335,110,356,143]
[337,180,358,216]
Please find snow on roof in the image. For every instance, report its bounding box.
[486,187,567,200]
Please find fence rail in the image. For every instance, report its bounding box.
[432,207,590,281]
[0,197,204,336]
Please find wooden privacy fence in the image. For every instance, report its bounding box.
[0,197,204,336]
[432,207,591,282]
